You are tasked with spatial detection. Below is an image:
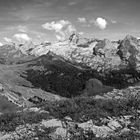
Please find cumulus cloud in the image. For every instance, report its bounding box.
[111,20,117,24]
[4,37,12,43]
[94,17,107,30]
[42,20,76,41]
[77,17,87,23]
[42,20,67,31]
[79,32,84,35]
[14,33,31,43]
[0,42,3,46]
[68,1,77,6]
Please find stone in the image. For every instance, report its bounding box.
[120,128,130,134]
[0,133,11,140]
[78,121,113,138]
[84,78,113,96]
[54,127,67,138]
[107,120,122,130]
[84,78,103,96]
[41,119,62,128]
[91,125,113,138]
[0,83,4,92]
[28,107,40,112]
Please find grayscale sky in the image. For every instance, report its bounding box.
[0,0,140,43]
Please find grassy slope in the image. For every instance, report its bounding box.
[0,95,19,113]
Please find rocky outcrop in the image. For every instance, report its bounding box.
[64,38,121,73]
[84,78,114,96]
[117,35,140,68]
[18,41,35,55]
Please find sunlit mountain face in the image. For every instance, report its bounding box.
[0,0,139,45]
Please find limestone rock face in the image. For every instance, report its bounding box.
[117,35,140,68]
[26,35,140,87]
[18,41,35,55]
[93,39,112,56]
[26,36,121,73]
[92,39,121,72]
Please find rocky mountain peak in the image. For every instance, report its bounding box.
[117,35,140,68]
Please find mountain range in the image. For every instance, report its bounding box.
[0,34,140,139]
[0,34,140,111]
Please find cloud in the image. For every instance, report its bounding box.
[3,37,12,43]
[42,20,76,41]
[42,20,69,31]
[68,1,77,6]
[0,42,3,46]
[17,25,28,32]
[111,20,117,24]
[94,17,107,30]
[79,32,84,35]
[77,17,87,23]
[14,33,31,43]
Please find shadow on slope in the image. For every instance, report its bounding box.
[1,50,140,99]
[19,52,140,98]
[22,52,97,98]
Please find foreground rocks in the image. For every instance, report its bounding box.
[0,86,140,139]
[0,114,138,139]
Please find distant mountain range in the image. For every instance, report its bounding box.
[0,34,140,113]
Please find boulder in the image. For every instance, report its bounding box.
[0,83,4,92]
[84,78,113,96]
[52,127,67,139]
[78,120,113,138]
[107,120,122,130]
[41,119,62,128]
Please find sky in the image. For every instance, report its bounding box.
[0,0,140,44]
